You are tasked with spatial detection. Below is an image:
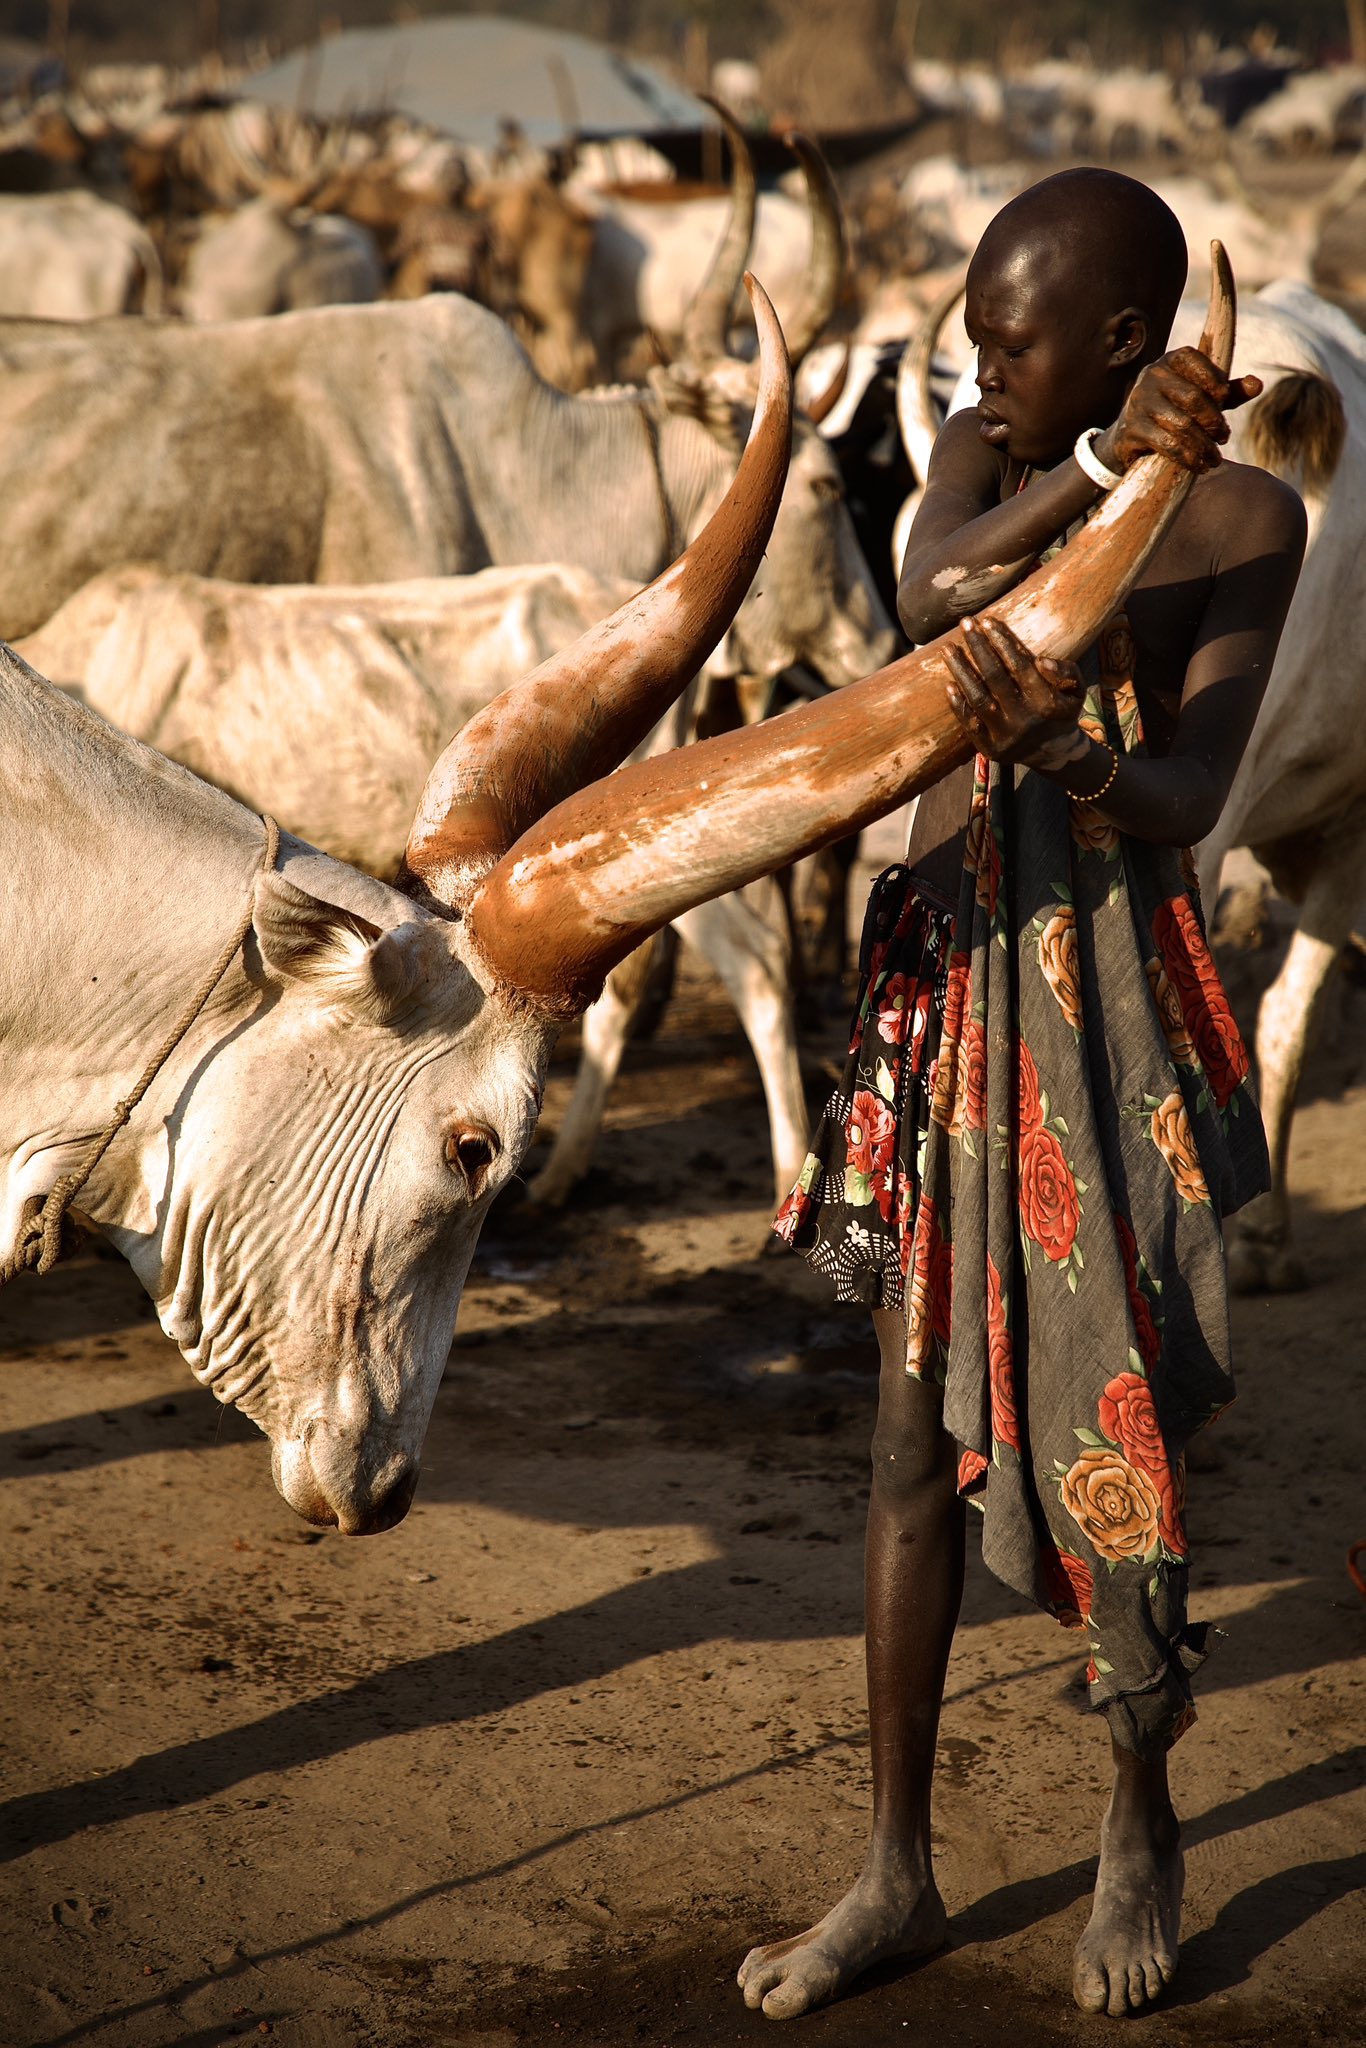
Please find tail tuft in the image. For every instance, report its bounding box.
[1243,368,1346,497]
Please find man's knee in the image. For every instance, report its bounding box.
[869,1401,957,1507]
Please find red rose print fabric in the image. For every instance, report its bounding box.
[771,883,955,1306]
[775,601,1268,1759]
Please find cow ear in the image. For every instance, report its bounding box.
[251,871,424,1021]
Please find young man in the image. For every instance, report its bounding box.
[748,169,1306,2021]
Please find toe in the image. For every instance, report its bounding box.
[1106,1972,1131,2019]
[1128,1962,1151,2012]
[741,1961,783,2011]
[1072,1955,1109,2014]
[762,1959,836,2020]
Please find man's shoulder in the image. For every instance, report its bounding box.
[1183,456,1308,563]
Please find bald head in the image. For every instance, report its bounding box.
[972,168,1188,351]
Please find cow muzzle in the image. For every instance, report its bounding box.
[272,1425,419,1536]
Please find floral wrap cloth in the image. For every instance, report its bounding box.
[774,615,1269,1756]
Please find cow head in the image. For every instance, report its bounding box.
[110,876,542,1535]
[87,252,1233,1538]
[649,103,897,690]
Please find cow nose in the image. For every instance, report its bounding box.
[274,1433,419,1536]
[341,1456,419,1536]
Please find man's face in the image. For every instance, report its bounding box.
[964,245,1123,470]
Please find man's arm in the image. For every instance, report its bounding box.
[943,465,1307,848]
[897,412,1096,643]
[899,349,1260,646]
[1039,467,1307,844]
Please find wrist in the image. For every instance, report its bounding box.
[1059,737,1120,802]
[1090,425,1125,477]
[1025,726,1090,773]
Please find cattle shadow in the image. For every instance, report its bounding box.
[0,1382,254,1482]
[0,1536,1074,1866]
[0,1252,156,1356]
[25,1743,1364,2048]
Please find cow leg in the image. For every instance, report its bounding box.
[525,937,662,1208]
[792,835,860,989]
[1227,828,1365,1294]
[673,878,809,1211]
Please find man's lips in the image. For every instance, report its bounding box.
[977,407,1010,447]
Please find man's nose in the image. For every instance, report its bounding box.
[976,352,1003,394]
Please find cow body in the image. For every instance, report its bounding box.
[583,187,815,376]
[0,189,162,319]
[180,199,384,321]
[1183,281,1366,1289]
[0,293,893,664]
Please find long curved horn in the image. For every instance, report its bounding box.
[398,274,792,912]
[678,96,757,368]
[897,272,965,482]
[466,245,1235,1013]
[804,340,850,426]
[780,131,845,369]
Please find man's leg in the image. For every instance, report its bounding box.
[737,1307,965,2019]
[1073,1737,1183,2016]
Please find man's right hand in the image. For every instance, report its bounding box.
[1092,349,1263,478]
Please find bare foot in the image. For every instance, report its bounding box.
[738,1865,948,2020]
[1073,1799,1183,2017]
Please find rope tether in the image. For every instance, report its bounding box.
[0,815,280,1287]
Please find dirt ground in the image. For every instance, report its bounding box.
[3,842,1364,2048]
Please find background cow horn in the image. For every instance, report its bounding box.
[678,96,757,367]
[465,245,1235,1013]
[804,340,850,426]
[398,274,792,913]
[780,130,845,370]
[897,272,964,483]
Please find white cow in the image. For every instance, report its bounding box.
[0,314,795,1535]
[1181,281,1365,1290]
[580,103,842,380]
[0,283,1194,1532]
[1242,67,1366,153]
[179,198,384,320]
[19,561,809,1209]
[0,189,162,318]
[901,152,1366,295]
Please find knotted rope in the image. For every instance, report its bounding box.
[0,815,280,1287]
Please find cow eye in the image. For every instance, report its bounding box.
[812,474,843,502]
[446,1123,500,1189]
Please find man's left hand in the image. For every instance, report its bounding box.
[944,615,1087,768]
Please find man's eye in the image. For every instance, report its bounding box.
[1005,346,1029,361]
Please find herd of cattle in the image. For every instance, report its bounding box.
[0,57,1363,1393]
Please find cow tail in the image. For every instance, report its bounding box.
[1243,368,1346,499]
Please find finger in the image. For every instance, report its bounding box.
[944,644,1000,723]
[1143,380,1230,441]
[944,641,994,708]
[944,679,986,737]
[1142,420,1222,472]
[1223,373,1263,410]
[1038,655,1084,697]
[961,616,1022,696]
[1163,347,1227,394]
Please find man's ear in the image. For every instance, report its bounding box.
[1107,307,1149,370]
[251,870,425,1021]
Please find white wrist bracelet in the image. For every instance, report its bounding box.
[1074,425,1124,492]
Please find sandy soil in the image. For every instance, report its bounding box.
[2,884,1364,2048]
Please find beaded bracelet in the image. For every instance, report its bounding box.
[1074,740,1120,805]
